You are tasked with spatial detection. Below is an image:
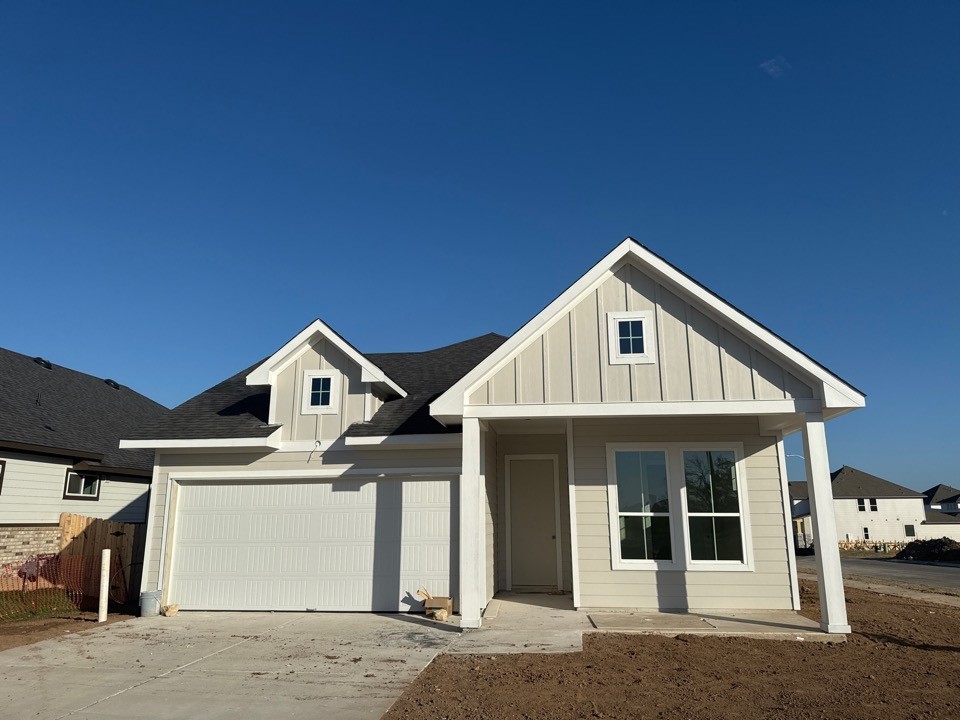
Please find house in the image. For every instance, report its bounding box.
[0,348,166,566]
[121,238,866,633]
[923,484,960,515]
[791,467,960,546]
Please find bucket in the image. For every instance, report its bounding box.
[139,590,162,617]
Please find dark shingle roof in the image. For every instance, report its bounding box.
[350,334,508,436]
[127,334,508,441]
[124,358,275,441]
[828,466,924,499]
[923,484,960,506]
[788,481,808,500]
[0,347,166,473]
[924,509,960,524]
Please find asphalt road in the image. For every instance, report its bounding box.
[795,554,960,592]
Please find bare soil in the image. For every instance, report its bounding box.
[0,612,133,652]
[385,581,960,720]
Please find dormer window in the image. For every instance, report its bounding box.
[607,311,656,365]
[301,370,339,415]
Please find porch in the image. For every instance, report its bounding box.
[458,412,850,636]
[450,592,844,654]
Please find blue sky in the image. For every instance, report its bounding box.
[1,3,957,489]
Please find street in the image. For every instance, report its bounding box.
[796,555,960,592]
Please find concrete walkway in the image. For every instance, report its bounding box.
[0,611,458,720]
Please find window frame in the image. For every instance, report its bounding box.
[300,370,340,416]
[606,311,657,365]
[606,442,753,572]
[904,524,916,538]
[863,527,870,541]
[62,469,101,501]
[869,498,878,512]
[857,498,866,512]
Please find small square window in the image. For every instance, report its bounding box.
[607,311,656,365]
[64,471,100,500]
[904,524,916,538]
[301,371,339,415]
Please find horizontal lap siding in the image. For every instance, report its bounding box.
[0,451,148,525]
[572,418,792,610]
[144,447,462,594]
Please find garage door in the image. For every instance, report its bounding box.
[168,478,456,611]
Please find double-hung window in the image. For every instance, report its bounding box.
[857,498,866,512]
[301,370,339,415]
[683,450,744,562]
[869,498,878,512]
[607,443,751,571]
[610,449,672,564]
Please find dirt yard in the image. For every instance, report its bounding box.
[385,581,960,720]
[0,612,133,653]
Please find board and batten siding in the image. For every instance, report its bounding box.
[572,417,793,610]
[274,338,370,443]
[144,447,462,599]
[0,450,149,525]
[469,262,816,406]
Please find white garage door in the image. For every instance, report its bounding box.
[169,477,455,611]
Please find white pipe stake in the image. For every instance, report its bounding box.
[98,548,110,623]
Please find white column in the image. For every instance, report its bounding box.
[459,417,484,629]
[802,412,851,634]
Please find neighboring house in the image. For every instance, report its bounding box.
[0,348,166,565]
[923,484,960,515]
[122,238,866,633]
[791,467,960,546]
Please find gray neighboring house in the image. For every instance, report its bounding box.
[923,484,960,516]
[122,238,868,633]
[0,347,166,566]
[791,468,960,546]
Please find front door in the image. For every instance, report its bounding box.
[507,456,558,589]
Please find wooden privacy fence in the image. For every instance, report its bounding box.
[59,513,146,602]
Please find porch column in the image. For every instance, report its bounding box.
[801,412,851,634]
[459,417,484,629]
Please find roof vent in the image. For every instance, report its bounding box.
[104,379,120,390]
[33,357,52,370]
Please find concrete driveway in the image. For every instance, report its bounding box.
[0,612,459,719]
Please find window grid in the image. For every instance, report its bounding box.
[617,319,645,356]
[310,376,332,407]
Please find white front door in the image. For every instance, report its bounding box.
[507,456,560,589]
[168,478,454,611]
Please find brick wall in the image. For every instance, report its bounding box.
[0,525,61,566]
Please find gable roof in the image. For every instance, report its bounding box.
[122,334,507,443]
[923,484,960,505]
[430,238,866,422]
[245,319,406,397]
[0,346,166,473]
[828,466,924,499]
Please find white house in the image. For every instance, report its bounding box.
[792,467,960,546]
[122,238,866,633]
[0,348,166,566]
[923,484,960,515]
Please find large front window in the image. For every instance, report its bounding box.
[607,443,750,570]
[614,450,672,561]
[684,450,744,562]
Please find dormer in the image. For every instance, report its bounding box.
[246,319,405,445]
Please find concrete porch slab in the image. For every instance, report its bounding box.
[587,609,845,643]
